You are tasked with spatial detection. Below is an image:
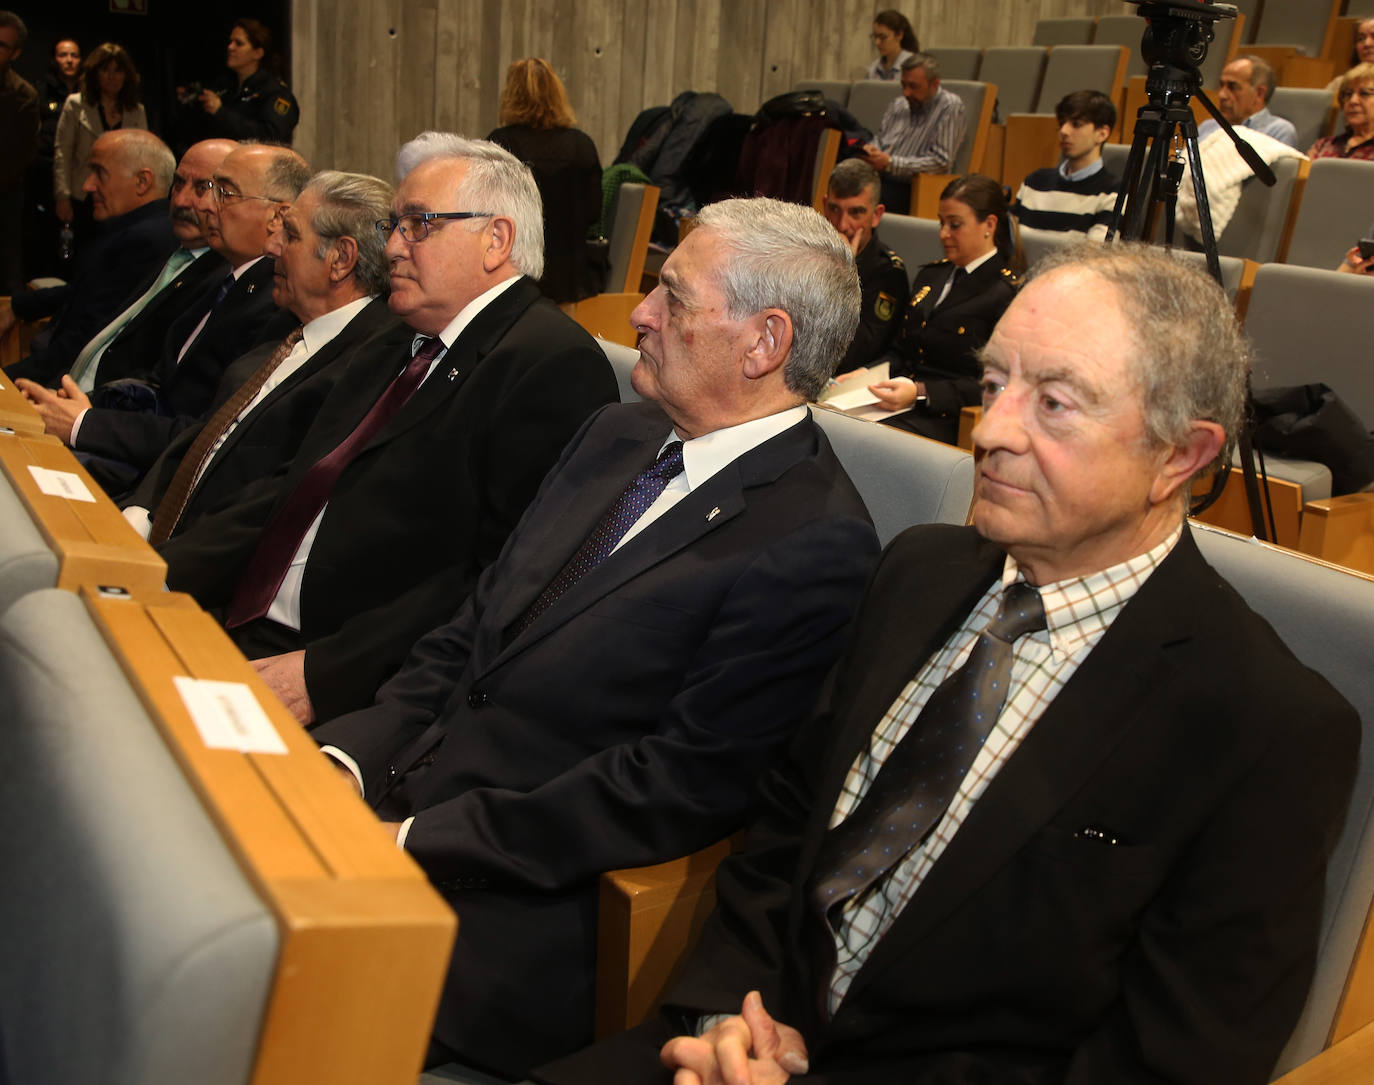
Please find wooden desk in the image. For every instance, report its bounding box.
[0,369,44,436]
[0,428,166,596]
[85,588,457,1085]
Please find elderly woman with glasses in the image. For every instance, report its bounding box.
[1310,63,1374,161]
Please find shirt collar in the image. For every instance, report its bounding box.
[427,274,523,350]
[1059,157,1105,182]
[660,404,809,492]
[960,248,998,276]
[999,524,1182,660]
[300,294,374,356]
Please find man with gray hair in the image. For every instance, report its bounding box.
[159,133,617,728]
[541,243,1358,1085]
[312,195,879,1077]
[862,52,965,211]
[4,129,177,384]
[1201,54,1299,148]
[121,170,400,546]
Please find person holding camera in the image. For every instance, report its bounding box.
[185,18,298,145]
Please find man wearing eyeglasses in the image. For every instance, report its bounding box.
[18,141,304,492]
[157,133,617,730]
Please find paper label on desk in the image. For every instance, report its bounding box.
[173,676,288,754]
[27,465,97,502]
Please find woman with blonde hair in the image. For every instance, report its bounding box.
[1310,63,1374,161]
[488,58,604,304]
[53,42,146,235]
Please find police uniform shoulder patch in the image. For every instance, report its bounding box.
[888,251,904,269]
[274,97,291,115]
[875,292,896,322]
[910,284,931,306]
[1000,267,1023,286]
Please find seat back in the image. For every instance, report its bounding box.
[1090,15,1148,85]
[1270,86,1338,154]
[1218,155,1309,263]
[1232,0,1261,44]
[1016,224,1082,271]
[1244,263,1374,427]
[1188,524,1374,1076]
[1251,0,1341,55]
[606,182,661,295]
[792,78,851,108]
[1033,17,1095,47]
[941,79,996,174]
[811,409,974,543]
[1100,141,1131,184]
[599,337,642,404]
[1034,45,1129,113]
[927,47,982,82]
[0,466,58,616]
[979,47,1048,118]
[847,79,903,136]
[879,212,944,289]
[1283,158,1374,270]
[0,588,280,1085]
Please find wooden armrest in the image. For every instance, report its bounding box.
[1191,467,1303,550]
[1299,493,1374,576]
[1270,1019,1374,1084]
[912,173,958,219]
[596,837,735,1038]
[571,292,645,348]
[0,367,44,435]
[958,406,982,452]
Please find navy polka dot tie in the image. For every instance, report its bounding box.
[808,581,1046,920]
[513,441,685,635]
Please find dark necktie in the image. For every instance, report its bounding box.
[808,581,1046,922]
[223,335,446,629]
[512,441,685,635]
[148,326,304,547]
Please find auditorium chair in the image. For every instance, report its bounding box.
[978,46,1047,119]
[846,78,902,137]
[909,78,997,219]
[1,587,456,1085]
[1033,45,1128,115]
[571,182,660,347]
[1282,158,1374,271]
[1032,17,1095,48]
[1091,15,1151,87]
[1269,87,1339,158]
[878,212,943,289]
[790,78,851,108]
[1220,155,1310,264]
[926,47,982,82]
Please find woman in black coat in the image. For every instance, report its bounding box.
[488,58,603,305]
[869,173,1023,444]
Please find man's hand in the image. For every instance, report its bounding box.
[660,991,808,1085]
[868,376,921,412]
[1337,245,1374,275]
[15,375,90,444]
[862,144,892,172]
[251,649,315,724]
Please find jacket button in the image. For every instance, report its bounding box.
[467,689,488,708]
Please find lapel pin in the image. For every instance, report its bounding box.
[246,283,256,293]
[447,367,459,381]
[707,506,721,521]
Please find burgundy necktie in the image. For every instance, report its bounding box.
[148,326,304,546]
[223,335,446,628]
[511,441,685,636]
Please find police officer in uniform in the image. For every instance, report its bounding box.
[823,159,908,374]
[870,175,1020,444]
[191,18,299,144]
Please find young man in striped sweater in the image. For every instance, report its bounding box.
[1012,90,1119,240]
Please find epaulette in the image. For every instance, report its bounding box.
[888,251,905,269]
[1001,267,1023,287]
[923,258,952,268]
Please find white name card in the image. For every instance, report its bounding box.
[174,676,288,755]
[28,465,96,502]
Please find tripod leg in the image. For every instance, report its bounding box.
[1182,125,1223,283]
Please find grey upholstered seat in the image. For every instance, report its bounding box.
[1250,1,1339,54]
[979,47,1047,118]
[1088,15,1147,85]
[0,589,279,1085]
[1189,523,1374,1078]
[927,47,982,82]
[1270,86,1338,156]
[0,463,58,616]
[1217,155,1307,263]
[879,212,944,288]
[1283,158,1374,270]
[1032,16,1095,47]
[940,79,993,173]
[847,79,903,136]
[1034,45,1128,113]
[792,78,851,108]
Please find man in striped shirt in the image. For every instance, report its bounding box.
[538,243,1359,1085]
[862,53,965,213]
[1011,89,1120,240]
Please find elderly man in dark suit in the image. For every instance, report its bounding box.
[3,128,176,383]
[16,141,306,490]
[121,169,399,544]
[160,134,618,725]
[538,243,1360,1085]
[311,196,880,1078]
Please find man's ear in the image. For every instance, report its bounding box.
[1150,420,1226,505]
[741,309,793,382]
[483,216,515,271]
[329,235,359,282]
[871,203,886,227]
[133,168,155,197]
[1093,124,1111,148]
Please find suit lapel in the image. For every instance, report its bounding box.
[840,534,1204,1006]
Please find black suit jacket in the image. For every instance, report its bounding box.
[124,296,400,537]
[891,254,1018,418]
[163,276,619,720]
[83,248,228,387]
[540,524,1359,1085]
[6,199,176,385]
[312,400,879,1076]
[74,256,294,473]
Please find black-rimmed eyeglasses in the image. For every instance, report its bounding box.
[375,211,494,242]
